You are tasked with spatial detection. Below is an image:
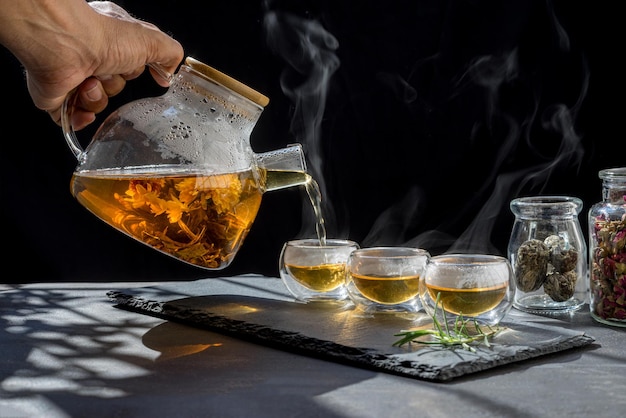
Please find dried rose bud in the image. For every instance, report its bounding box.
[544,270,577,302]
[515,239,549,292]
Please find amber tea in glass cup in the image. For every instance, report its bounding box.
[345,247,430,315]
[419,254,515,326]
[280,239,359,303]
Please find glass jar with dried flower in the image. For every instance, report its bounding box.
[588,167,626,327]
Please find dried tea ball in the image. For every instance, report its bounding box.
[544,235,565,252]
[543,270,577,302]
[551,248,578,273]
[544,234,578,273]
[515,239,550,292]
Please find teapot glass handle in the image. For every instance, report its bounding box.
[61,63,174,162]
[61,90,84,161]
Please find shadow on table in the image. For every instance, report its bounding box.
[0,284,378,417]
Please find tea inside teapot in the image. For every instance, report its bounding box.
[71,167,263,269]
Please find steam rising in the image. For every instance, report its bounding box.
[263,2,588,256]
[263,4,340,237]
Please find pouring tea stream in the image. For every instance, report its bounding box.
[61,57,325,270]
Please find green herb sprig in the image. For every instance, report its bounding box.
[393,293,502,352]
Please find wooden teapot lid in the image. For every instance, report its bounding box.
[185,57,270,107]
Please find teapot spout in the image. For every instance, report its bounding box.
[256,143,310,191]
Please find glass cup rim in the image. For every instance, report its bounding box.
[428,253,509,266]
[350,246,430,259]
[285,238,359,249]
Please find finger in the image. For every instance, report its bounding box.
[70,109,97,131]
[57,77,106,131]
[45,105,97,131]
[120,65,146,82]
[75,77,108,115]
[96,74,127,97]
[148,65,173,87]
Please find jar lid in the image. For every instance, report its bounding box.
[599,167,626,181]
[185,57,270,107]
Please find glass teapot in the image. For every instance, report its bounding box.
[61,57,309,270]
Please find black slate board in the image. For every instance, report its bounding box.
[106,291,595,382]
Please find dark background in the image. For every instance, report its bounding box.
[2,0,622,283]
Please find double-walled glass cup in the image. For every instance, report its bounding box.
[280,239,359,303]
[419,254,515,326]
[345,247,430,315]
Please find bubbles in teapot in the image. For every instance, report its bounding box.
[108,96,251,170]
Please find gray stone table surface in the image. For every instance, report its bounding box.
[1,275,624,418]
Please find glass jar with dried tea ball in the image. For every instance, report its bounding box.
[508,196,587,314]
[588,167,626,327]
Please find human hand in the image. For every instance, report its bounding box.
[0,0,184,130]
